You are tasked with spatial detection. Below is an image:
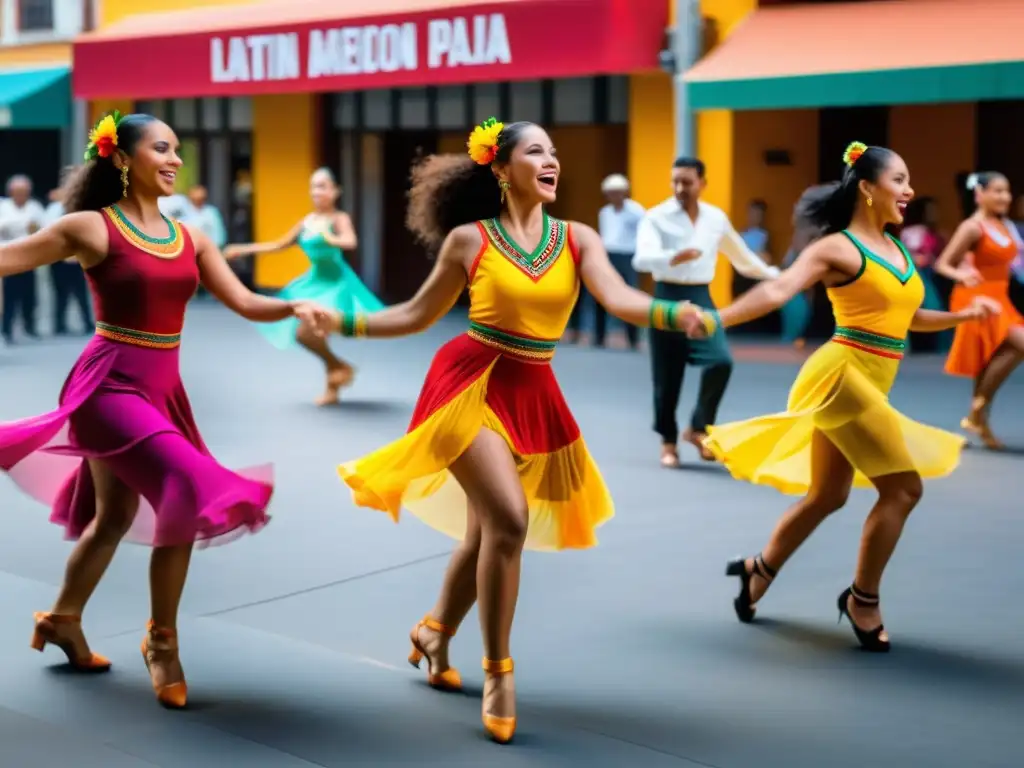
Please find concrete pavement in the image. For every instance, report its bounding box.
[1,303,1021,767]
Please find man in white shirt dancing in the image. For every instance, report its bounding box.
[633,157,779,467]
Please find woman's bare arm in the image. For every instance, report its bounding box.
[934,220,982,283]
[575,223,680,327]
[716,237,847,329]
[0,212,107,277]
[333,224,473,338]
[224,220,305,259]
[321,212,358,250]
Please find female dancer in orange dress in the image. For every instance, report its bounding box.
[936,172,1024,448]
[322,118,698,743]
[0,112,328,707]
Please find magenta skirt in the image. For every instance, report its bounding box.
[0,336,273,547]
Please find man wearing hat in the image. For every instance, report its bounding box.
[589,173,645,349]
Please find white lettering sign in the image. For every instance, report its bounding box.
[308,23,418,77]
[211,33,301,83]
[427,14,510,69]
[210,14,512,84]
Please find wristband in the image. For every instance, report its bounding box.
[649,299,679,331]
[339,311,368,338]
[700,309,720,335]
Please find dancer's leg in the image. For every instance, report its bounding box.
[450,429,528,729]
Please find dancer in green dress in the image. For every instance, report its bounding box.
[226,168,384,405]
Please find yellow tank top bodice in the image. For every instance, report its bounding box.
[467,214,579,359]
[826,231,924,358]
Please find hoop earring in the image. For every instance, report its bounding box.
[866,196,873,207]
[499,180,510,205]
[121,165,129,198]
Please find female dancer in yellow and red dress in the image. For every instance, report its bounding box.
[935,171,1024,449]
[682,143,997,652]
[0,112,328,707]
[322,118,697,743]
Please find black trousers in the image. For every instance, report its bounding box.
[566,252,639,348]
[51,261,94,334]
[2,271,38,340]
[650,282,732,442]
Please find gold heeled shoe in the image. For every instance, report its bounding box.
[407,615,462,691]
[140,621,187,709]
[30,612,111,672]
[481,657,516,744]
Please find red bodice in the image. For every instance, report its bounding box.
[87,207,200,336]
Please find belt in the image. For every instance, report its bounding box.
[467,321,557,363]
[831,326,905,360]
[95,321,181,349]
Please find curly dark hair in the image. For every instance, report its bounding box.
[63,113,159,214]
[406,121,534,252]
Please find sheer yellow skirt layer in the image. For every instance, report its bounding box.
[705,342,966,495]
[337,335,614,551]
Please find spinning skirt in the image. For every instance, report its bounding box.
[705,331,965,495]
[338,331,613,551]
[258,261,384,350]
[945,280,1024,377]
[0,335,273,547]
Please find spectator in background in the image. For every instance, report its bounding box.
[778,212,818,349]
[44,168,94,336]
[0,175,45,343]
[594,173,645,349]
[181,184,227,248]
[902,197,950,351]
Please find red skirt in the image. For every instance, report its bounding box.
[338,332,613,551]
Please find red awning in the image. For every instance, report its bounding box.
[73,0,667,99]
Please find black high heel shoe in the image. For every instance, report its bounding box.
[837,585,891,653]
[725,554,776,623]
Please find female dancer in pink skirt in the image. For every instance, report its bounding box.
[0,112,328,708]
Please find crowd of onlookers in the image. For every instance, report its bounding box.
[0,172,230,349]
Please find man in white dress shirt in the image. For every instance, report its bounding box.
[0,175,45,343]
[633,157,779,467]
[595,174,645,349]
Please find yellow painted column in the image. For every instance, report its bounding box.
[90,99,132,123]
[251,94,318,288]
[697,0,757,307]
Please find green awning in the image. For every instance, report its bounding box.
[0,66,71,129]
[684,0,1024,111]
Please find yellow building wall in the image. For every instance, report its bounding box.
[697,0,757,306]
[889,103,975,237]
[98,0,258,26]
[0,42,70,66]
[627,73,675,210]
[732,109,819,264]
[252,93,318,288]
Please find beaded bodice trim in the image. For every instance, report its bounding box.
[103,205,185,259]
[481,213,567,282]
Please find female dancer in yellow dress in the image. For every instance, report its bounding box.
[323,118,696,742]
[683,143,997,652]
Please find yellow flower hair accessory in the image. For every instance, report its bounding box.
[467,117,504,165]
[84,111,124,161]
[843,141,868,168]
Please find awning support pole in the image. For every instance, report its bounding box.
[673,0,701,158]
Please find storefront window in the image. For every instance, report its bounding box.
[553,78,595,125]
[363,90,392,130]
[436,86,468,129]
[398,88,430,129]
[510,82,543,125]
[471,83,501,124]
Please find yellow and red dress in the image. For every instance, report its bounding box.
[705,230,965,494]
[338,213,613,550]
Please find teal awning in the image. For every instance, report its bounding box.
[0,66,71,130]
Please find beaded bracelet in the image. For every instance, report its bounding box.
[648,299,679,331]
[339,311,369,338]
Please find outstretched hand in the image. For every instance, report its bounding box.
[293,301,336,337]
[960,295,1001,322]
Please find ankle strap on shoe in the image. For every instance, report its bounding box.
[754,554,777,581]
[35,611,82,624]
[849,585,879,606]
[482,657,514,675]
[146,620,179,640]
[421,615,457,637]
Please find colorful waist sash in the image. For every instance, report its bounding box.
[96,321,181,349]
[467,321,557,362]
[831,326,905,360]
